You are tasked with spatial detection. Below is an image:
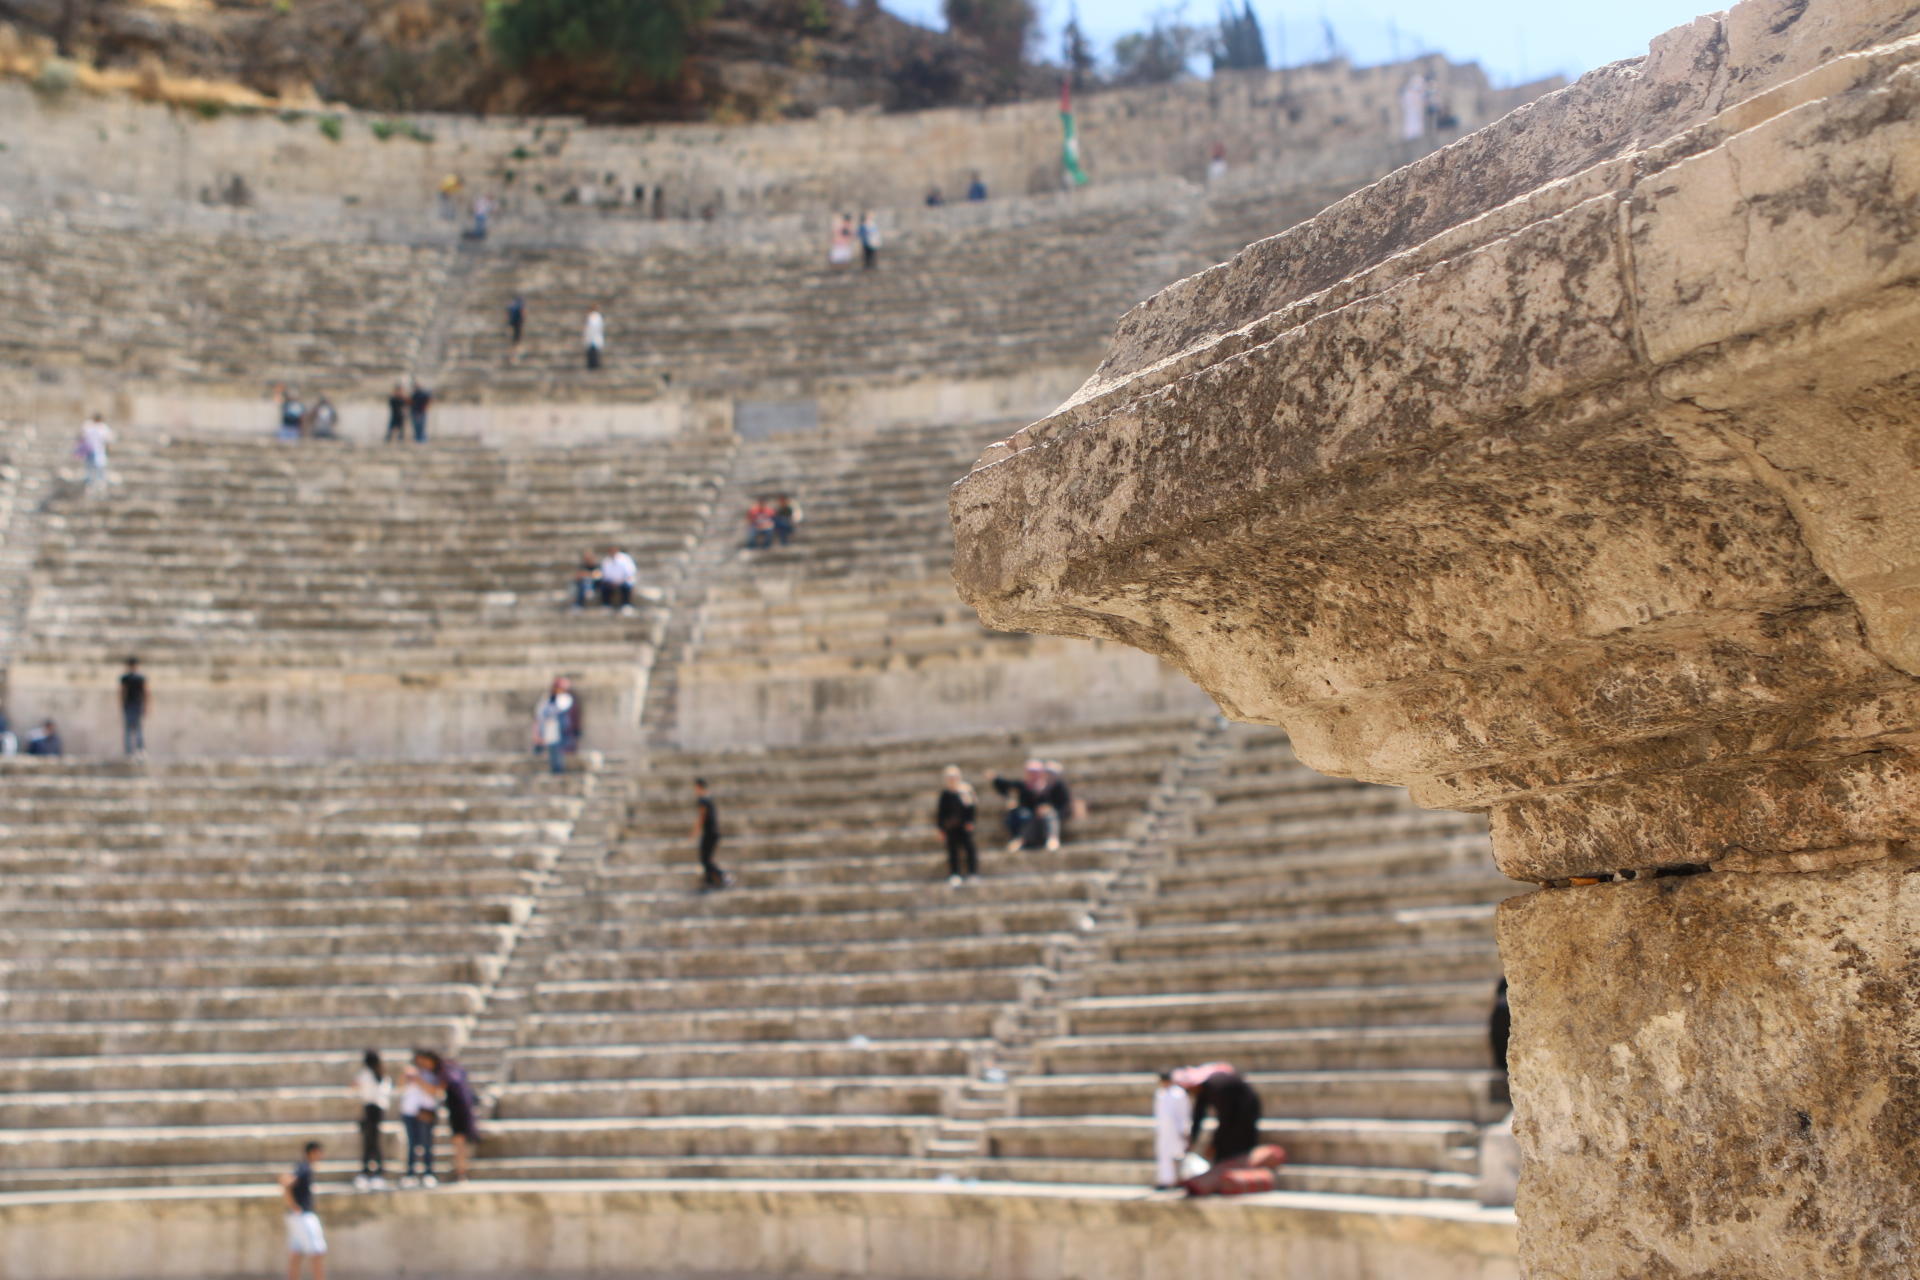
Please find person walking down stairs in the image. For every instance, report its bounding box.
[693,777,732,891]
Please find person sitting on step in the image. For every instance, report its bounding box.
[597,545,638,614]
[992,759,1070,853]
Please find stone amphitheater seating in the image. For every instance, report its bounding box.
[671,419,1205,747]
[0,756,589,1192]
[987,723,1515,1198]
[8,430,730,757]
[480,719,1197,1181]
[0,222,445,396]
[437,206,1185,400]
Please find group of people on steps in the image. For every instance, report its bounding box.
[350,1049,480,1190]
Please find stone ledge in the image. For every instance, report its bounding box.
[0,1179,1518,1280]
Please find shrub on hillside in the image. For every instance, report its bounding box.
[486,0,721,87]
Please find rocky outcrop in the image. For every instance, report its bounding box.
[950,0,1920,1273]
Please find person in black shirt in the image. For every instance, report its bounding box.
[935,765,978,884]
[386,383,408,443]
[693,778,731,890]
[507,295,526,351]
[26,719,61,756]
[992,760,1071,852]
[1174,1063,1285,1194]
[279,1140,328,1277]
[408,383,433,443]
[119,656,147,759]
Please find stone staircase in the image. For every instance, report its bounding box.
[473,719,1195,1182]
[978,723,1518,1198]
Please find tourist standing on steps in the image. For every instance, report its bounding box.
[534,677,575,775]
[507,295,525,354]
[119,656,147,758]
[935,765,978,885]
[277,386,306,441]
[858,210,881,269]
[967,172,988,202]
[583,307,606,370]
[398,1050,442,1188]
[439,1054,482,1183]
[76,412,113,494]
[408,382,433,443]
[351,1050,390,1190]
[693,777,732,890]
[280,1141,328,1279]
[386,383,409,443]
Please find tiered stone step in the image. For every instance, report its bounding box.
[26,433,723,660]
[0,223,444,394]
[12,431,728,755]
[1001,724,1519,1198]
[487,719,1199,1177]
[438,207,1183,399]
[0,756,592,1190]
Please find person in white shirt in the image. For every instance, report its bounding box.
[398,1050,442,1187]
[534,677,576,775]
[352,1050,393,1190]
[583,308,606,370]
[76,413,113,493]
[597,544,639,614]
[1153,1070,1194,1189]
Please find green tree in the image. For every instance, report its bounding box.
[1111,13,1200,86]
[1211,0,1266,72]
[485,0,720,86]
[1061,3,1096,89]
[944,0,1037,70]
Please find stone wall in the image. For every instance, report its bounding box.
[675,634,1212,750]
[0,57,1555,241]
[0,1181,1521,1280]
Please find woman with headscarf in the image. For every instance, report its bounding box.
[1174,1062,1286,1195]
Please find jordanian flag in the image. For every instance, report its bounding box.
[1060,80,1089,187]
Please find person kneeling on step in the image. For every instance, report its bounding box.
[1175,1062,1287,1196]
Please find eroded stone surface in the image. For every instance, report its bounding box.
[1502,860,1920,1279]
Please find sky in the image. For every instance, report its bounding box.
[884,0,1722,87]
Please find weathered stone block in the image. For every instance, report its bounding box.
[1501,858,1920,1278]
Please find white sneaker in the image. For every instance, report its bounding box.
[421,1174,439,1188]
[947,875,962,887]
[370,1176,389,1190]
[399,1175,419,1189]
[353,1174,370,1191]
